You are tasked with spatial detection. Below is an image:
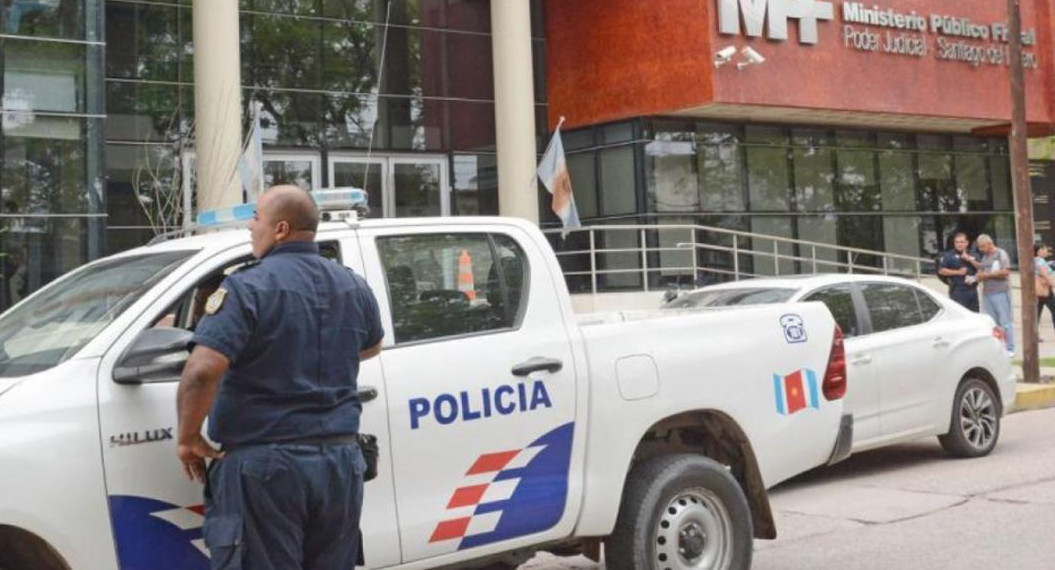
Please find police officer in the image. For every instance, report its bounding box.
[176,185,383,569]
[938,231,980,312]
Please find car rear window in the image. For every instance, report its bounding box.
[665,288,796,309]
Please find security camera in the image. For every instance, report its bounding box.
[713,46,737,68]
[738,47,766,69]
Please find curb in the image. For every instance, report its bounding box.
[1010,382,1055,413]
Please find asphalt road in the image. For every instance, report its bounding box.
[522,406,1055,570]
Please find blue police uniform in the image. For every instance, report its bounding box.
[191,241,383,570]
[939,248,980,312]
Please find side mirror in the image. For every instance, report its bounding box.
[113,327,194,385]
[663,286,680,305]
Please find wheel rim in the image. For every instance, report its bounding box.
[654,488,734,570]
[959,385,997,450]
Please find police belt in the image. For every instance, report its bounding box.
[224,434,359,452]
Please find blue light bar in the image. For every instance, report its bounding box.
[313,187,368,211]
[196,203,256,227]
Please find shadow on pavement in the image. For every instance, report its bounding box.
[774,441,948,490]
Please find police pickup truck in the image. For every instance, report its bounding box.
[0,203,851,570]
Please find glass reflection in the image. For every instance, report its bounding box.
[2,0,82,39]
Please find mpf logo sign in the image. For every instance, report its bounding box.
[717,0,834,45]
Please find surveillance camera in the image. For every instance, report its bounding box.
[713,46,737,68]
[738,47,766,69]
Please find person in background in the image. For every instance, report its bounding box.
[938,232,980,312]
[1035,243,1055,341]
[965,234,1014,355]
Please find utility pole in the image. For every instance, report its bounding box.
[1008,0,1040,383]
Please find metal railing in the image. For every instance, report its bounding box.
[541,223,934,295]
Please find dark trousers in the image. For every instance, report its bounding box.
[950,287,980,313]
[1039,294,1055,335]
[204,442,365,570]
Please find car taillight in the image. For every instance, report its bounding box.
[823,325,847,401]
[992,326,1007,346]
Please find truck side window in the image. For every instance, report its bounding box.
[377,233,529,344]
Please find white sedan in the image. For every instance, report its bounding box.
[665,275,1016,458]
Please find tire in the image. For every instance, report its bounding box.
[606,454,753,570]
[939,377,1001,458]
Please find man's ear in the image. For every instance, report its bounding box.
[276,220,291,241]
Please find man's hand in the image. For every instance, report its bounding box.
[960,252,975,262]
[177,433,224,483]
[959,268,968,276]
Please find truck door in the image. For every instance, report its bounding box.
[96,241,401,569]
[357,226,580,564]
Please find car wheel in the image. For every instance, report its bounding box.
[939,377,1000,458]
[606,454,752,570]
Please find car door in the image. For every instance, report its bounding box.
[97,240,402,570]
[357,226,580,565]
[801,283,882,444]
[856,282,941,440]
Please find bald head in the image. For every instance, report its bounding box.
[249,185,320,258]
[261,185,319,234]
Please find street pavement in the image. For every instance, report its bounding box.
[522,406,1055,570]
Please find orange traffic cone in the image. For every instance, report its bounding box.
[458,249,476,301]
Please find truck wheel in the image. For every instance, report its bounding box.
[606,454,752,570]
[939,377,1000,458]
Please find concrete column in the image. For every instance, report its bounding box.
[193,0,244,212]
[491,0,539,223]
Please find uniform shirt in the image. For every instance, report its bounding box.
[980,247,1012,295]
[191,241,384,447]
[939,248,978,292]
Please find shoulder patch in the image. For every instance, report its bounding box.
[205,288,228,315]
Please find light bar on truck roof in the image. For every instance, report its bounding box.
[196,202,256,228]
[312,187,368,212]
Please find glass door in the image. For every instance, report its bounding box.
[329,155,450,218]
[330,156,386,216]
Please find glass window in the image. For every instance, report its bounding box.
[2,116,90,215]
[646,138,698,213]
[750,217,794,276]
[377,232,528,343]
[794,146,834,212]
[699,137,744,211]
[837,149,878,211]
[990,157,1012,211]
[797,215,839,272]
[839,216,883,269]
[261,91,324,147]
[243,14,322,89]
[566,152,596,218]
[745,125,786,144]
[447,0,488,32]
[392,160,442,217]
[883,217,922,274]
[600,146,636,216]
[448,99,494,152]
[803,284,861,337]
[879,150,916,211]
[452,153,497,216]
[263,156,316,191]
[0,250,193,376]
[3,38,90,113]
[105,81,183,143]
[862,282,924,333]
[105,143,181,230]
[319,20,379,94]
[746,147,790,211]
[105,2,180,82]
[447,31,492,100]
[916,288,941,321]
[956,155,989,211]
[1,216,97,309]
[2,0,83,39]
[919,153,957,212]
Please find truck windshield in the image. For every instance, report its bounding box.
[0,251,195,378]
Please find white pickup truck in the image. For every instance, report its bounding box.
[0,215,851,570]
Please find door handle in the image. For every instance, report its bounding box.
[933,337,951,349]
[851,355,872,366]
[359,386,379,403]
[512,357,563,377]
